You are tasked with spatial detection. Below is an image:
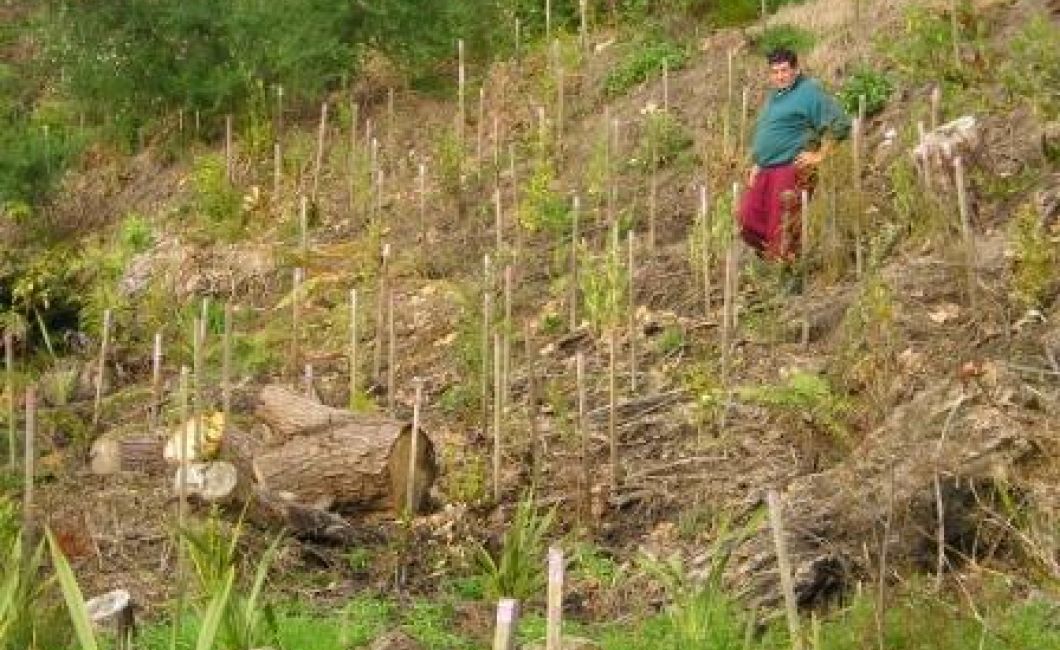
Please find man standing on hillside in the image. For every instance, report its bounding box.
[738,47,850,261]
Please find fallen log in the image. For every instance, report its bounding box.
[717,384,1036,612]
[90,437,165,475]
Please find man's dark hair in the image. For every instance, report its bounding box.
[766,48,798,67]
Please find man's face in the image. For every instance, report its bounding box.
[768,61,798,90]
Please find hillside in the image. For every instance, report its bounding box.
[1,0,1059,648]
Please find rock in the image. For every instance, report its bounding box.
[368,630,423,650]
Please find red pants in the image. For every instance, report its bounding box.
[737,163,813,260]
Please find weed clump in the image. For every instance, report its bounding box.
[604,38,687,98]
[753,23,816,56]
[838,68,893,117]
[1008,202,1058,311]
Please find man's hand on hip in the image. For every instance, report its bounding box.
[794,149,824,169]
[747,164,760,186]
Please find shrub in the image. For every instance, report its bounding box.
[753,23,816,55]
[1001,14,1060,119]
[633,112,695,172]
[604,38,688,98]
[838,68,894,117]
[1008,202,1058,311]
[474,494,556,601]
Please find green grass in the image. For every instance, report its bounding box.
[604,37,688,98]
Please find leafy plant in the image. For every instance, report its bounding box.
[474,494,556,601]
[741,371,851,439]
[191,154,244,241]
[604,38,688,98]
[1008,202,1058,311]
[838,68,893,117]
[580,229,627,333]
[1001,14,1060,119]
[753,23,816,55]
[655,327,686,356]
[633,112,695,172]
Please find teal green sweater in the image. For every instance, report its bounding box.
[750,75,851,167]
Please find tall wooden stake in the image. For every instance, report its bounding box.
[700,184,712,315]
[546,547,564,650]
[22,387,34,547]
[303,363,314,398]
[853,116,864,278]
[300,194,309,255]
[457,40,466,144]
[349,288,360,407]
[291,269,303,380]
[662,60,670,113]
[151,330,163,429]
[373,244,390,384]
[482,255,493,443]
[608,325,618,496]
[387,289,396,414]
[273,142,282,202]
[649,131,658,250]
[495,186,504,252]
[418,163,428,241]
[312,102,328,201]
[407,377,424,515]
[526,324,542,485]
[930,85,941,131]
[5,331,14,470]
[579,0,588,49]
[627,231,637,394]
[222,303,232,420]
[954,156,977,309]
[768,491,803,650]
[570,196,581,331]
[224,114,234,183]
[477,86,486,168]
[576,352,590,523]
[801,190,812,349]
[503,265,513,409]
[92,309,112,430]
[492,333,503,502]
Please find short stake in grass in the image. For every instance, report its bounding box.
[662,59,670,113]
[303,363,314,399]
[768,490,803,650]
[92,308,112,431]
[151,330,163,429]
[312,101,328,201]
[493,598,519,650]
[546,546,564,650]
[526,324,542,485]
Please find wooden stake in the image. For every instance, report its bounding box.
[273,142,282,202]
[492,333,503,502]
[291,268,303,379]
[700,184,712,316]
[92,309,112,430]
[627,231,637,394]
[386,88,396,162]
[604,109,613,223]
[387,289,396,414]
[503,265,512,410]
[576,352,590,523]
[349,289,360,407]
[930,85,941,131]
[418,163,428,241]
[312,101,328,201]
[22,387,34,547]
[151,330,163,429]
[457,40,466,143]
[303,363,314,398]
[300,194,309,255]
[514,18,522,70]
[608,325,618,496]
[222,304,232,420]
[579,0,588,50]
[526,324,541,485]
[275,85,284,143]
[407,377,424,515]
[495,186,504,252]
[853,116,864,278]
[545,0,552,43]
[801,190,811,349]
[649,131,657,250]
[546,547,564,650]
[176,365,190,595]
[5,331,14,470]
[556,66,565,151]
[739,86,749,157]
[662,60,669,113]
[482,255,493,443]
[724,48,734,155]
[373,244,390,384]
[950,0,961,72]
[510,145,522,268]
[570,195,580,331]
[492,599,519,650]
[767,490,803,650]
[477,86,486,169]
[224,114,233,183]
[954,156,977,309]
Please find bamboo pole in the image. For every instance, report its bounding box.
[767,490,803,650]
[526,324,541,486]
[954,156,977,310]
[192,314,204,451]
[275,85,284,143]
[556,66,565,151]
[492,115,500,171]
[407,377,424,515]
[610,118,620,225]
[546,546,564,650]
[348,99,359,218]
[579,0,588,50]
[477,86,486,169]
[930,85,941,131]
[510,144,522,269]
[495,186,504,252]
[387,289,396,414]
[493,599,519,650]
[576,352,590,523]
[724,48,734,156]
[386,88,395,163]
[303,364,314,398]
[700,184,712,316]
[492,333,503,502]
[174,365,190,642]
[570,195,580,331]
[273,142,282,201]
[649,130,657,250]
[22,387,34,548]
[6,331,14,470]
[92,309,112,430]
[349,289,359,407]
[300,194,309,255]
[418,162,428,241]
[503,265,512,410]
[662,60,669,113]
[545,0,552,43]
[739,86,749,157]
[604,108,613,224]
[608,325,618,496]
[312,101,328,201]
[950,0,961,72]
[853,116,864,278]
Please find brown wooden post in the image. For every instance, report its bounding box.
[627,231,637,394]
[291,268,304,381]
[151,330,163,429]
[387,289,396,414]
[273,142,282,203]
[477,86,486,169]
[303,363,314,398]
[570,195,580,331]
[576,352,590,523]
[222,303,232,420]
[801,190,811,349]
[954,156,977,309]
[457,40,466,144]
[418,162,428,241]
[526,323,541,485]
[503,265,513,409]
[662,60,670,113]
[495,186,504,252]
[700,183,712,316]
[649,130,658,250]
[930,85,941,131]
[92,308,112,430]
[482,254,493,443]
[225,114,234,183]
[5,331,13,470]
[373,244,390,384]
